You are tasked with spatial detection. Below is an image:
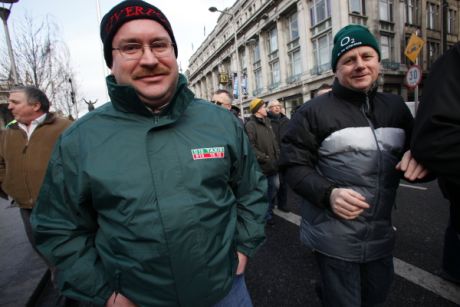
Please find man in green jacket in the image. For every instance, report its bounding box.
[31,1,267,307]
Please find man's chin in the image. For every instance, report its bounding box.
[136,90,173,108]
[351,82,372,92]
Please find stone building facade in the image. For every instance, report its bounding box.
[187,0,460,117]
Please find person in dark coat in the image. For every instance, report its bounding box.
[267,99,290,213]
[411,42,460,285]
[245,98,279,225]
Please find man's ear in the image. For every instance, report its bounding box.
[32,102,41,112]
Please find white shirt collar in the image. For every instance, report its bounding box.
[18,113,47,140]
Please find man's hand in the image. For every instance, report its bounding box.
[106,293,137,307]
[330,188,370,220]
[395,150,428,181]
[236,251,248,275]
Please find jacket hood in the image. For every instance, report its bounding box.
[106,73,194,119]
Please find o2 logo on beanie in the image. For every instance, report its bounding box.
[340,36,355,47]
[337,35,363,58]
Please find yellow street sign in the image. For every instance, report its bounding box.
[404,33,425,63]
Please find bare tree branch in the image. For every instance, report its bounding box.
[0,13,82,118]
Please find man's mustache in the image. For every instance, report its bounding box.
[133,67,171,79]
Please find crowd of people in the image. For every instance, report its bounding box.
[0,1,458,306]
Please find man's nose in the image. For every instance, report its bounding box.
[355,56,365,68]
[139,46,159,66]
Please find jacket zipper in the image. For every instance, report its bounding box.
[113,271,121,303]
[23,122,46,204]
[21,130,33,204]
[361,94,383,261]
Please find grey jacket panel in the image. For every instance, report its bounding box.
[301,126,406,262]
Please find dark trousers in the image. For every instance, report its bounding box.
[315,252,394,307]
[20,208,42,257]
[266,174,279,220]
[275,172,288,209]
[443,202,460,282]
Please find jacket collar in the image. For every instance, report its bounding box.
[332,78,378,107]
[6,112,56,129]
[250,114,268,124]
[106,73,194,120]
[267,112,286,120]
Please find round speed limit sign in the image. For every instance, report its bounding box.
[405,65,422,89]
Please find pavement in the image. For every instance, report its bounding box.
[0,199,48,307]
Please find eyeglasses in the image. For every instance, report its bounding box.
[211,100,222,106]
[112,40,175,60]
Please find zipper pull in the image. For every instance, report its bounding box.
[364,95,371,117]
[113,271,121,303]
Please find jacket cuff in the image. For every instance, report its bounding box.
[93,286,114,306]
[321,185,336,209]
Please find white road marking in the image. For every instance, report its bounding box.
[399,183,428,191]
[273,208,460,305]
[394,258,460,305]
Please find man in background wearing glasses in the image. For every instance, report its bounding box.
[31,1,267,306]
[212,89,244,125]
[211,89,233,110]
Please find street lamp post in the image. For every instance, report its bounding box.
[0,0,19,85]
[68,77,78,119]
[209,6,245,120]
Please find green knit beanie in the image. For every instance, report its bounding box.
[331,24,381,72]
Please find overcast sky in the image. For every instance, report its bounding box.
[2,0,234,112]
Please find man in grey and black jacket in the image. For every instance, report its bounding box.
[280,25,428,306]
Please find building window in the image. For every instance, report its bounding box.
[349,0,364,14]
[448,9,457,34]
[427,3,439,30]
[288,48,302,80]
[427,40,440,68]
[380,34,394,61]
[310,0,331,26]
[288,11,299,41]
[270,60,280,88]
[252,40,262,94]
[405,0,419,25]
[379,0,393,22]
[312,32,332,74]
[268,27,278,54]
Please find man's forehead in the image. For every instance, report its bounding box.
[341,46,377,59]
[212,93,231,103]
[8,91,26,100]
[113,19,170,41]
